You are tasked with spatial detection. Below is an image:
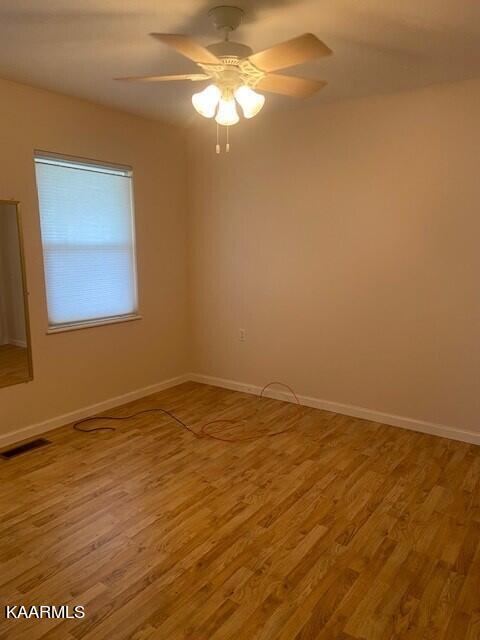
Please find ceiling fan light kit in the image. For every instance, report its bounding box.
[116,5,332,152]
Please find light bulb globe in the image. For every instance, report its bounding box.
[234,85,265,119]
[192,84,221,118]
[215,97,240,126]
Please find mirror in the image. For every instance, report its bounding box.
[0,201,33,388]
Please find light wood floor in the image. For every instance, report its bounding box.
[1,382,479,639]
[0,344,30,388]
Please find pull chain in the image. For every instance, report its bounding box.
[216,122,220,154]
[215,124,231,154]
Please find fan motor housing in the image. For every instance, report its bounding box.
[207,40,253,60]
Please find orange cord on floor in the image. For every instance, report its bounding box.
[198,381,302,442]
[73,381,304,443]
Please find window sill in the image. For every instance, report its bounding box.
[46,314,142,334]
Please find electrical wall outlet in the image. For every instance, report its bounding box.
[239,328,246,342]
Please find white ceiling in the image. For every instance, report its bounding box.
[1,0,480,125]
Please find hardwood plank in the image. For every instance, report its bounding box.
[0,381,479,639]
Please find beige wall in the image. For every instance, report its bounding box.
[188,78,480,433]
[0,77,189,436]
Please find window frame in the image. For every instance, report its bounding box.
[34,150,141,334]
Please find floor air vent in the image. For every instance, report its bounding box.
[0,438,51,459]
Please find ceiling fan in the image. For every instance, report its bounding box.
[116,5,332,151]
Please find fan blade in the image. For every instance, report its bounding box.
[150,33,220,65]
[115,73,209,83]
[256,74,326,98]
[248,33,332,72]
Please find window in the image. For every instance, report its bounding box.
[34,152,139,331]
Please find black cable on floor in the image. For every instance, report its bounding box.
[72,382,304,443]
[73,408,200,438]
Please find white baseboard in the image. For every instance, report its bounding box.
[0,374,190,449]
[2,371,478,450]
[8,339,28,348]
[190,373,480,446]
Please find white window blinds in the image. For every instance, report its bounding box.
[34,153,138,329]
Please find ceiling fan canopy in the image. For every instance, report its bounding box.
[116,5,332,146]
